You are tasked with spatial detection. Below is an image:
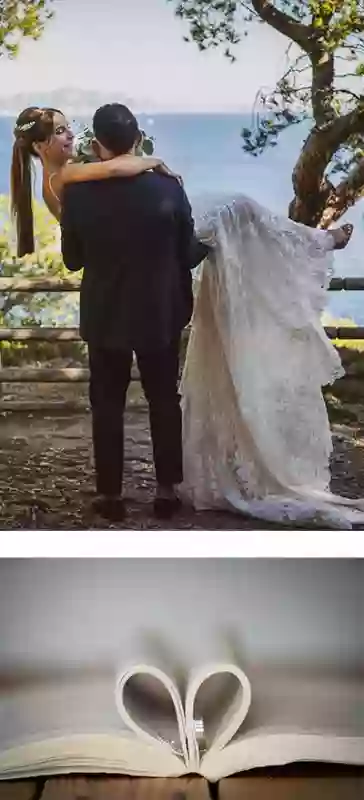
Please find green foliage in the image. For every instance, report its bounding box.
[0,337,87,366]
[73,126,155,163]
[0,0,54,58]
[140,134,155,156]
[0,194,79,328]
[169,1,364,221]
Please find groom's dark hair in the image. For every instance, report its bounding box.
[93,103,141,156]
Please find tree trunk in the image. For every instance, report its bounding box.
[319,157,364,228]
[288,109,364,229]
[289,153,364,229]
[288,126,337,227]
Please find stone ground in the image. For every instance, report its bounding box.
[1,383,364,530]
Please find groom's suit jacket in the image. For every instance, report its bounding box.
[60,172,209,351]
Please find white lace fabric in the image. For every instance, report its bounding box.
[180,194,364,529]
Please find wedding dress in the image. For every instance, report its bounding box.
[180,194,364,529]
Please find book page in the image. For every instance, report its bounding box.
[0,668,185,779]
[115,666,188,761]
[201,668,364,779]
[231,668,364,740]
[0,668,126,751]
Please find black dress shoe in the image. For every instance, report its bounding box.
[92,496,126,522]
[153,496,181,520]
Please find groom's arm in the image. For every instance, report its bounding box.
[60,186,84,272]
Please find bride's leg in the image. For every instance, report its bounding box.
[228,194,353,253]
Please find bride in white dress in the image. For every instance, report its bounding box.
[180,194,363,529]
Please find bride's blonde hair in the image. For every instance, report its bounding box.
[10,106,61,256]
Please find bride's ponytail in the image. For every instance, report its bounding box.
[10,106,58,257]
[10,137,35,257]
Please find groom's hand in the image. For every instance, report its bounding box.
[154,161,183,186]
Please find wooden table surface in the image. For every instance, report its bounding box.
[0,765,362,800]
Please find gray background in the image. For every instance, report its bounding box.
[0,559,362,672]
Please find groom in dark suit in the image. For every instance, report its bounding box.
[60,103,208,522]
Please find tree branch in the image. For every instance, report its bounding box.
[250,0,310,49]
[334,89,362,103]
[290,98,364,225]
[297,98,364,185]
[328,100,364,148]
[321,157,364,227]
[310,48,335,125]
[308,2,344,126]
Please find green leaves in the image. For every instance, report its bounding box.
[74,126,155,162]
[170,0,242,60]
[0,0,54,58]
[73,127,96,163]
[139,132,155,156]
[0,194,78,327]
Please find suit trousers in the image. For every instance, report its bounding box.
[88,338,183,495]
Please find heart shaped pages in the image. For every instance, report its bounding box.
[115,661,252,771]
[0,665,362,780]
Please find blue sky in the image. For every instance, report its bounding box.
[0,0,289,111]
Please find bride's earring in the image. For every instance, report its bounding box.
[32,142,42,157]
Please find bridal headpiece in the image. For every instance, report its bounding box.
[13,108,45,141]
[15,120,36,133]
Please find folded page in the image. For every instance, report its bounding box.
[186,663,252,770]
[115,664,188,764]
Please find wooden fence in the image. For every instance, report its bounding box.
[1,275,364,412]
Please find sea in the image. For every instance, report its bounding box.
[0,112,363,322]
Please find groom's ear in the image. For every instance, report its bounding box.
[92,138,102,160]
[92,137,111,161]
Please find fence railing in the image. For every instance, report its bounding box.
[1,275,364,411]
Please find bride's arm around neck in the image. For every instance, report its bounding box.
[41,154,179,221]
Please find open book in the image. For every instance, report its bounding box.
[0,660,362,782]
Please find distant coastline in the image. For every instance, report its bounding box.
[0,110,252,117]
[0,86,251,117]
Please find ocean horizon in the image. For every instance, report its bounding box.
[0,112,363,322]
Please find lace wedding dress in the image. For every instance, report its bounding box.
[180,194,364,529]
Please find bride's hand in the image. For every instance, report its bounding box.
[154,160,184,187]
